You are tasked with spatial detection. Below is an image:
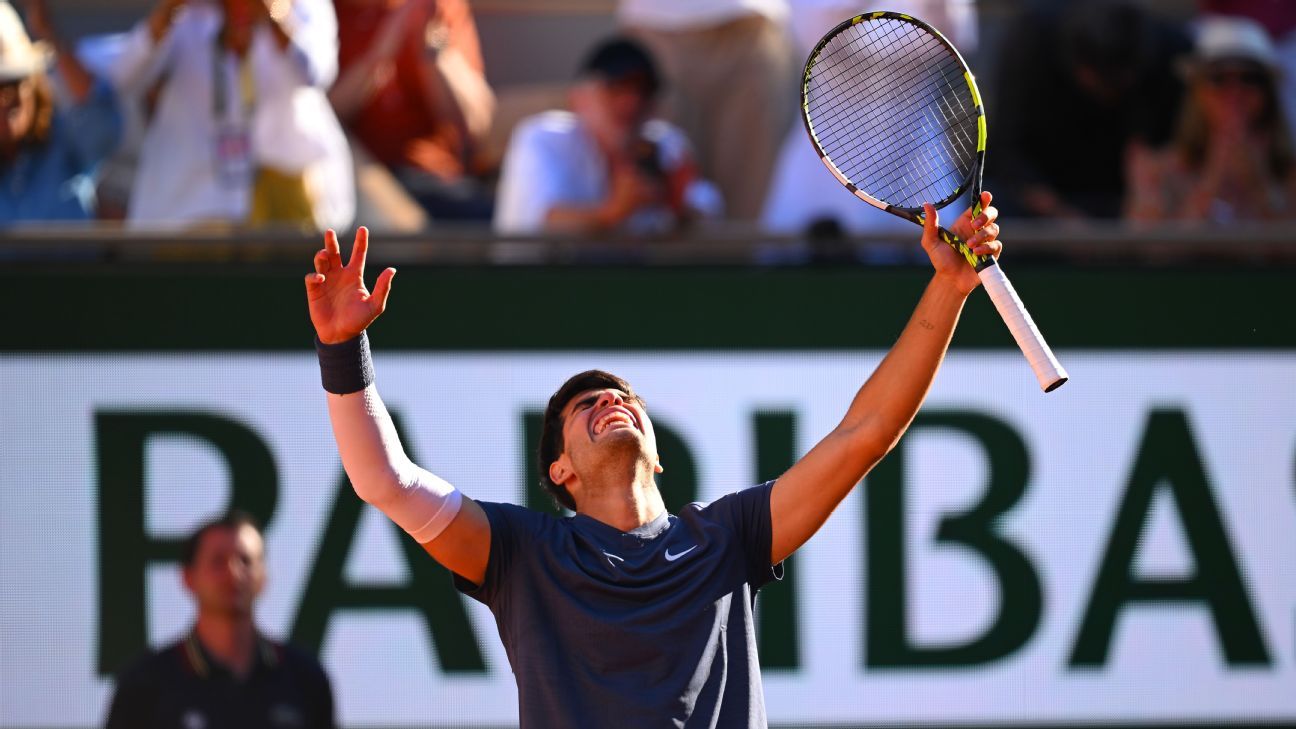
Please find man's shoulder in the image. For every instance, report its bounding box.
[476,500,566,531]
[642,118,689,143]
[112,638,187,686]
[264,638,330,679]
[514,110,581,143]
[685,481,775,509]
[679,481,775,525]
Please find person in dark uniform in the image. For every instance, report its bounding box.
[304,194,1001,726]
[103,512,336,729]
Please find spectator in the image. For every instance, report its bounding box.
[106,0,353,231]
[331,0,494,222]
[620,0,795,221]
[1127,15,1296,223]
[1200,0,1296,145]
[493,36,720,236]
[103,512,336,729]
[0,0,120,223]
[988,0,1191,219]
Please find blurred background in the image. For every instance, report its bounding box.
[1,0,1295,727]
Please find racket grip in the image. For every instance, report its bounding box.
[977,263,1069,392]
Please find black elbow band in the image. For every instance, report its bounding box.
[316,332,375,395]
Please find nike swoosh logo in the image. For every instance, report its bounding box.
[664,545,697,562]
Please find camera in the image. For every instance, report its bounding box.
[631,137,662,178]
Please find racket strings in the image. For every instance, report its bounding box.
[810,23,947,141]
[805,18,980,209]
[819,62,973,202]
[815,32,973,203]
[811,23,974,193]
[811,25,948,155]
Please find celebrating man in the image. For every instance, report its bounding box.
[306,194,1000,727]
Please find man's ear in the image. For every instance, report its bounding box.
[549,455,571,486]
[654,461,664,474]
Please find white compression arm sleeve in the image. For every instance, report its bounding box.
[326,385,462,543]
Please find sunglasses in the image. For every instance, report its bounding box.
[1204,69,1269,89]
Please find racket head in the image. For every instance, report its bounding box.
[801,12,987,222]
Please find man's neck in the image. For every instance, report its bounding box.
[194,612,258,679]
[576,467,665,533]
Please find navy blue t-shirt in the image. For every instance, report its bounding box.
[454,481,783,728]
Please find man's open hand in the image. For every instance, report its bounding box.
[305,227,396,344]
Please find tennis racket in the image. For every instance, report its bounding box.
[801,11,1068,392]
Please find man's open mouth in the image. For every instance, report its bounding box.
[591,408,638,436]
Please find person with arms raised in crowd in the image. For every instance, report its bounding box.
[106,0,353,231]
[331,0,495,222]
[0,0,120,223]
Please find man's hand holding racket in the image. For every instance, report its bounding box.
[801,11,1067,391]
[305,227,396,345]
[922,191,1000,296]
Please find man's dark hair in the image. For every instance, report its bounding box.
[181,511,264,567]
[577,36,661,97]
[1061,0,1153,77]
[537,370,640,512]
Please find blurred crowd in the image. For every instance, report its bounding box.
[3,0,1296,237]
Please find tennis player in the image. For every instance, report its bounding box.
[306,194,1000,728]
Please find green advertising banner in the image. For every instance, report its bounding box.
[2,266,1293,728]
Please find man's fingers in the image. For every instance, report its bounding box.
[304,272,326,299]
[348,226,370,273]
[972,239,1002,259]
[921,203,939,249]
[323,229,343,269]
[313,249,331,275]
[972,222,1000,244]
[371,267,397,314]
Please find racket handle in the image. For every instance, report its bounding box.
[977,262,1069,392]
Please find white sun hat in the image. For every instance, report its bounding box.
[1194,14,1279,69]
[0,1,50,83]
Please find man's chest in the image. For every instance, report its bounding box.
[147,676,314,729]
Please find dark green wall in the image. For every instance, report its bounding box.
[4,265,1291,351]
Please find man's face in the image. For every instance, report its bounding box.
[183,524,266,618]
[550,387,660,497]
[572,77,655,152]
[0,78,36,146]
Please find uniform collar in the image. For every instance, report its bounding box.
[571,508,671,543]
[182,627,279,679]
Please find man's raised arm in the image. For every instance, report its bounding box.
[767,194,1003,565]
[306,228,490,585]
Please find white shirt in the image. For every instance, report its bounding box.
[618,0,788,31]
[493,110,715,235]
[107,1,353,230]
